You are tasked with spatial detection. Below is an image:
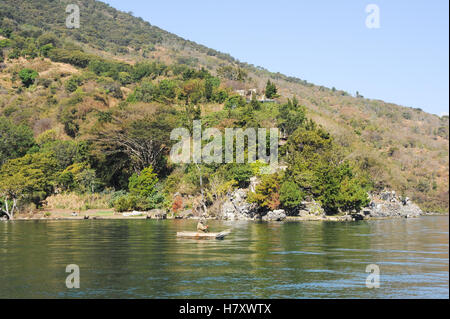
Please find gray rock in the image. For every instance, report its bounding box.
[262,210,286,221]
[249,176,259,193]
[296,200,325,217]
[232,189,247,202]
[364,191,423,218]
[221,201,238,220]
[327,214,353,222]
[351,213,364,221]
[298,210,310,217]
[147,209,167,220]
[219,189,258,220]
[175,209,193,219]
[362,209,371,216]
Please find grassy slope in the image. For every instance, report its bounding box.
[0,0,448,212]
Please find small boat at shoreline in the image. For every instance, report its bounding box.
[176,229,231,240]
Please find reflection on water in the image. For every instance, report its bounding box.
[0,216,448,298]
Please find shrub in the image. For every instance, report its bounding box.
[18,68,38,87]
[158,79,177,101]
[110,166,167,212]
[212,88,228,103]
[57,163,98,193]
[118,72,132,85]
[250,160,271,177]
[278,97,306,135]
[248,173,281,211]
[47,48,92,68]
[113,192,165,212]
[0,117,35,164]
[225,95,246,109]
[217,66,247,81]
[113,195,132,212]
[108,190,127,208]
[37,33,59,47]
[228,164,254,188]
[172,195,183,213]
[128,81,158,103]
[286,123,371,214]
[65,75,83,92]
[98,78,123,98]
[0,39,12,48]
[88,59,131,80]
[265,80,278,99]
[280,180,304,211]
[318,162,371,214]
[40,43,54,57]
[132,62,167,81]
[129,166,158,198]
[8,49,20,59]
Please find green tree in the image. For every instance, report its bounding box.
[250,92,261,111]
[132,62,166,82]
[224,95,246,109]
[318,162,370,214]
[57,163,98,193]
[204,77,214,101]
[65,75,83,92]
[128,165,158,198]
[285,122,370,214]
[0,152,59,218]
[212,88,228,103]
[278,97,306,135]
[248,173,281,211]
[280,180,304,211]
[0,117,35,164]
[158,79,177,102]
[37,32,59,48]
[285,122,333,196]
[38,139,78,170]
[265,80,278,99]
[118,71,132,85]
[112,165,165,212]
[228,164,254,188]
[40,43,53,57]
[18,68,38,87]
[179,79,204,105]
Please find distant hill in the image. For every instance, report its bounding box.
[0,0,448,212]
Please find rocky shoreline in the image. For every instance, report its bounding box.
[209,189,432,222]
[3,190,446,222]
[2,211,446,222]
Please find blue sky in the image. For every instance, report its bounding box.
[103,0,449,116]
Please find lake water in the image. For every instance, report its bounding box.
[0,216,448,298]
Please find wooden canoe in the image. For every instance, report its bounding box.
[176,229,231,240]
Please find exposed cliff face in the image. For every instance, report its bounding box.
[298,200,325,217]
[216,189,424,222]
[361,191,423,219]
[219,189,258,221]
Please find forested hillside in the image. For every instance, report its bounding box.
[0,0,448,216]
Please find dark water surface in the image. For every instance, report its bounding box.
[0,216,448,298]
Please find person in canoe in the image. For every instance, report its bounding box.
[197,214,209,233]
